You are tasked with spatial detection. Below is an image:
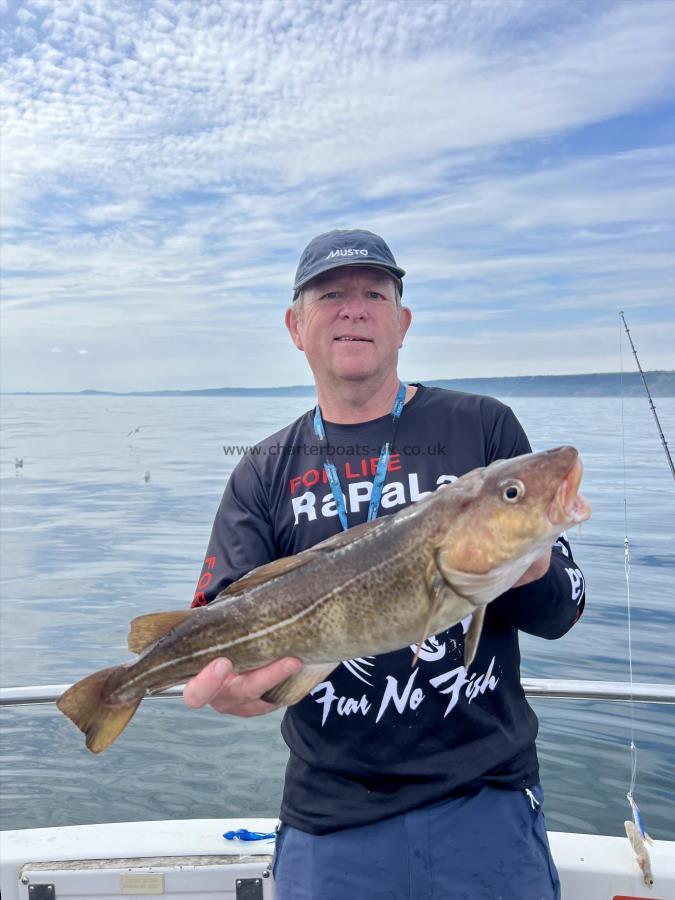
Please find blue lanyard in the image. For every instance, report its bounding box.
[313,382,406,531]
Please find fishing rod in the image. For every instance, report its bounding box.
[619,310,675,481]
[617,309,675,885]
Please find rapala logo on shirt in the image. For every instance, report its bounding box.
[290,472,458,524]
[192,555,217,607]
[327,248,369,258]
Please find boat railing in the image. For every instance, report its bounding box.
[1,678,674,706]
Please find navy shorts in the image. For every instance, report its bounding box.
[273,783,560,900]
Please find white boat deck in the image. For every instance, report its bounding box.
[2,682,673,897]
[2,817,674,899]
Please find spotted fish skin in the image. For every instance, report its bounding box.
[57,445,590,753]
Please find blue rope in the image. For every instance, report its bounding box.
[223,828,276,842]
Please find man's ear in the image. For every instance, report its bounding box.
[398,306,412,348]
[285,306,305,351]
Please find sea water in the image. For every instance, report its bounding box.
[0,394,673,837]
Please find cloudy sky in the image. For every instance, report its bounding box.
[2,0,674,392]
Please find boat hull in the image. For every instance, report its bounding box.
[2,818,674,899]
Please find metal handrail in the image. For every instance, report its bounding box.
[0,679,674,707]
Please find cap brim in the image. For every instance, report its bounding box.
[294,259,406,294]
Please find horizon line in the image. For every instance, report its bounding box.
[3,370,674,396]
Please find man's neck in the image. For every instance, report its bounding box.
[316,375,414,424]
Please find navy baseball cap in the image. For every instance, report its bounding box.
[293,229,406,298]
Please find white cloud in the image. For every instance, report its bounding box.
[3,0,673,204]
[1,0,674,391]
[16,6,36,23]
[85,200,144,223]
[400,320,675,381]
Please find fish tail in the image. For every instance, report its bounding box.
[56,666,142,754]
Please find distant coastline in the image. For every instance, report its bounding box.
[6,371,675,397]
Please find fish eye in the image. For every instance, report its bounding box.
[501,480,525,503]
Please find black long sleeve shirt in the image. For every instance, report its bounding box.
[194,385,586,834]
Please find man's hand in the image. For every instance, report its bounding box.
[183,656,304,718]
[512,548,552,588]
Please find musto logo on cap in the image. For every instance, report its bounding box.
[327,248,369,258]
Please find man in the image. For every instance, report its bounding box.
[184,229,586,899]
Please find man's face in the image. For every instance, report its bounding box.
[285,266,412,385]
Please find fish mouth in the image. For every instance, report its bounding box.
[549,454,591,526]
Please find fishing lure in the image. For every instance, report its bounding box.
[626,792,654,887]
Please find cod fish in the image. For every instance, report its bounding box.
[58,445,590,753]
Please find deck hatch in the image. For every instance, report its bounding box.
[27,886,55,900]
[235,877,263,899]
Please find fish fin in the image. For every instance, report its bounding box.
[261,663,338,707]
[310,515,397,551]
[128,610,194,653]
[218,518,396,600]
[436,562,523,604]
[463,606,486,669]
[56,667,142,754]
[412,606,437,668]
[436,549,544,606]
[218,555,315,598]
[413,568,445,667]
